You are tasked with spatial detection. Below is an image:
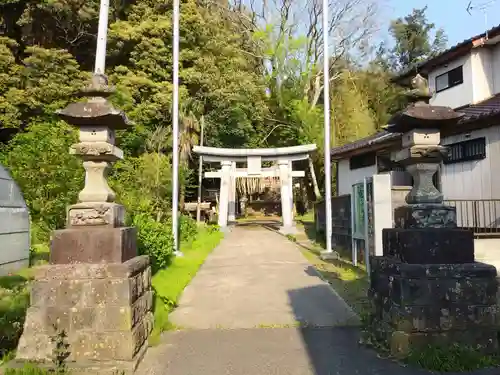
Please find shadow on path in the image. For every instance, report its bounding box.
[287,283,499,375]
[137,222,500,375]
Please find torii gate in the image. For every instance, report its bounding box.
[193,144,317,234]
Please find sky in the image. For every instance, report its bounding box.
[386,0,500,46]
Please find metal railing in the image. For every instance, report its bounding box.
[444,199,500,236]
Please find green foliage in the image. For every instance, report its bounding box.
[331,71,377,146]
[0,275,29,359]
[0,120,82,235]
[133,213,198,272]
[111,152,173,222]
[179,214,198,241]
[406,344,500,372]
[4,365,53,375]
[133,214,174,272]
[0,38,87,128]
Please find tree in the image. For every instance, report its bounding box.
[384,6,447,72]
[331,70,376,145]
[0,0,273,239]
[356,65,407,129]
[245,0,382,198]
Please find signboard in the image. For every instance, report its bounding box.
[365,177,375,258]
[351,182,365,239]
[247,156,262,176]
[350,174,392,273]
[0,164,30,275]
[350,182,365,268]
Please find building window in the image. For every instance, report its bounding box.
[349,152,376,170]
[444,137,486,164]
[435,66,463,92]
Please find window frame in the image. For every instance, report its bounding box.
[443,137,486,165]
[435,65,464,93]
[349,152,376,170]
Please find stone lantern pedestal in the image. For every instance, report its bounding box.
[9,75,153,374]
[368,75,498,357]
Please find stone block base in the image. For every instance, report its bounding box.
[12,256,153,372]
[67,202,126,228]
[50,226,137,264]
[369,256,498,357]
[382,227,474,264]
[394,204,456,229]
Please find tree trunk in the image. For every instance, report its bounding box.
[308,157,321,201]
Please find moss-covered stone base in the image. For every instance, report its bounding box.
[369,256,498,358]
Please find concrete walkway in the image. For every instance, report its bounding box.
[169,225,358,329]
[137,225,497,375]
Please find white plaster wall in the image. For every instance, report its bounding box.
[337,158,377,196]
[475,238,500,273]
[492,44,500,95]
[471,48,494,103]
[429,55,473,108]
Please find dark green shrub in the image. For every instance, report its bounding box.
[132,214,199,272]
[133,214,174,271]
[0,278,29,358]
[179,214,197,242]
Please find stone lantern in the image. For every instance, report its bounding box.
[368,74,498,357]
[10,74,153,373]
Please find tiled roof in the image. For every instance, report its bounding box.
[330,131,400,157]
[331,94,500,158]
[458,93,500,122]
[396,24,500,81]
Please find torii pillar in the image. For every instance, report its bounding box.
[218,160,232,229]
[278,160,296,234]
[228,162,237,222]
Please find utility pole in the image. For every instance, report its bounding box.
[321,0,335,259]
[172,0,182,256]
[94,0,109,74]
[196,116,205,224]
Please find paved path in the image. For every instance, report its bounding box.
[169,225,358,329]
[137,225,497,375]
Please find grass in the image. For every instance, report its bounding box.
[405,344,500,372]
[298,241,369,317]
[292,214,370,317]
[149,226,224,344]
[1,244,50,361]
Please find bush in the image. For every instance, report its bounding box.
[0,277,29,359]
[133,214,199,272]
[133,215,174,272]
[179,214,197,242]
